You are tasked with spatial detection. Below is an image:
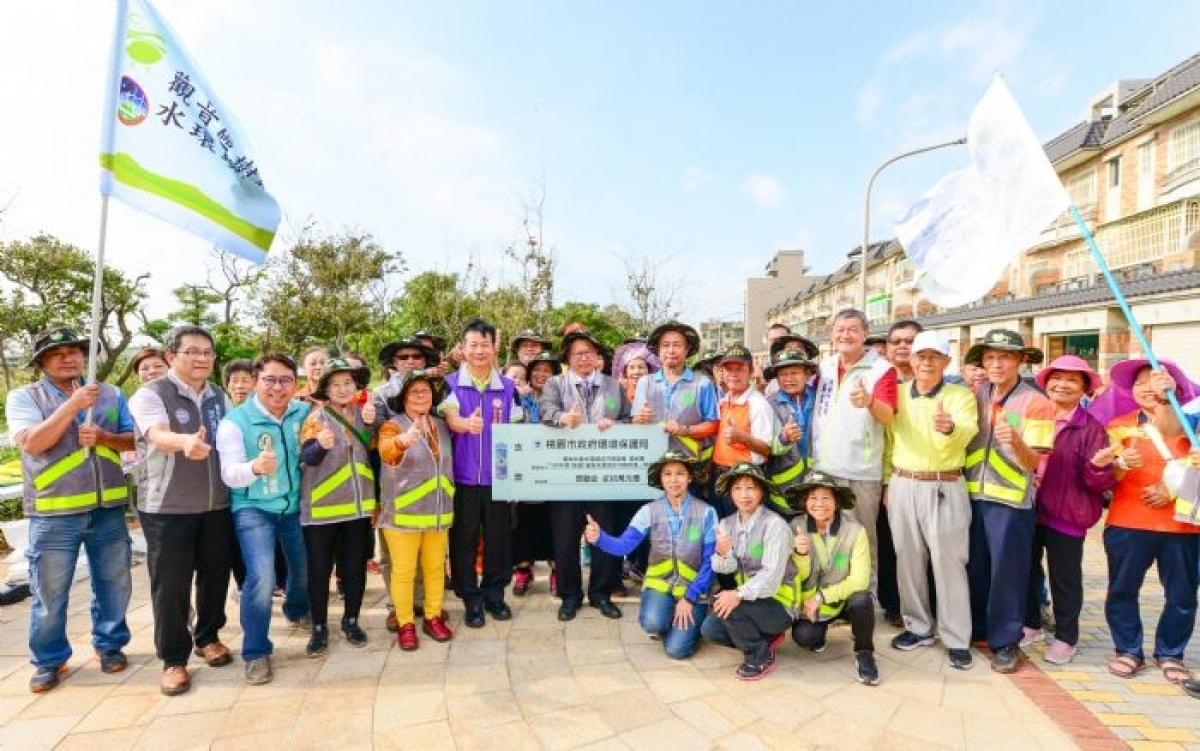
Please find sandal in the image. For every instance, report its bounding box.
[1158,658,1192,685]
[1108,653,1145,679]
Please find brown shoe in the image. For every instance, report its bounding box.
[193,641,232,667]
[385,611,399,633]
[160,666,191,696]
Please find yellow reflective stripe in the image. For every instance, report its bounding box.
[37,485,128,513]
[676,434,700,458]
[394,476,453,510]
[978,482,1025,503]
[312,465,352,503]
[643,578,672,594]
[393,512,454,527]
[645,560,674,576]
[771,459,807,486]
[700,445,714,461]
[965,480,981,494]
[675,561,697,579]
[94,446,123,466]
[355,462,375,482]
[310,498,376,520]
[988,454,1027,490]
[34,449,88,491]
[964,448,985,468]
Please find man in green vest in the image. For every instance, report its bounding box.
[6,327,135,692]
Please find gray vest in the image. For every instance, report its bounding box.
[299,407,376,525]
[378,415,455,532]
[639,372,715,461]
[546,373,627,423]
[766,397,809,496]
[643,497,712,602]
[795,515,864,593]
[135,377,229,514]
[19,380,128,517]
[720,509,802,615]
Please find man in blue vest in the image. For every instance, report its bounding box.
[6,327,135,692]
[216,353,311,685]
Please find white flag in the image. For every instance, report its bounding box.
[895,76,1069,307]
[99,0,280,264]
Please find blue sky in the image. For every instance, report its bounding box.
[1,1,1198,327]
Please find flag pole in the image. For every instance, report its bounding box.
[83,194,111,428]
[1069,203,1199,446]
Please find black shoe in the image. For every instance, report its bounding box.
[306,626,329,658]
[1181,677,1200,700]
[948,648,974,670]
[558,601,580,622]
[991,644,1023,673]
[809,638,827,654]
[735,657,776,681]
[855,651,879,686]
[484,601,512,621]
[884,611,904,629]
[341,618,368,648]
[465,606,486,629]
[29,664,67,693]
[890,630,936,652]
[96,649,128,674]
[589,598,622,619]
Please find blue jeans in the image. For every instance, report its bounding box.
[967,501,1035,649]
[639,589,707,660]
[234,508,309,660]
[26,506,132,668]
[1104,526,1199,662]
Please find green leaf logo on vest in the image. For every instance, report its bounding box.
[103,406,119,425]
[126,14,168,65]
[834,551,849,570]
[680,392,696,408]
[605,395,617,411]
[749,540,764,560]
[686,525,701,542]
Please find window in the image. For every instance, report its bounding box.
[865,293,890,323]
[1138,139,1156,211]
[1066,168,1096,207]
[1106,157,1122,221]
[1107,157,1121,187]
[1168,120,1200,177]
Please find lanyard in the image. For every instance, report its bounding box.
[323,406,370,452]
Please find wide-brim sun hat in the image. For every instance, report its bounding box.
[1036,355,1103,396]
[387,368,438,414]
[768,334,820,361]
[29,327,91,367]
[510,329,551,358]
[378,337,441,368]
[312,358,371,401]
[647,321,701,358]
[1109,358,1196,400]
[964,328,1044,367]
[559,328,608,363]
[783,470,856,511]
[715,462,779,499]
[646,451,703,490]
[526,350,562,376]
[412,329,447,353]
[763,349,817,381]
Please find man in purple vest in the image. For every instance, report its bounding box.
[438,318,523,628]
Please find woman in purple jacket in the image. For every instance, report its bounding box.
[1023,356,1116,664]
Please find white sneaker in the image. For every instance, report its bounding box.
[1019,627,1044,647]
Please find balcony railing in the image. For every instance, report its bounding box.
[1062,199,1200,279]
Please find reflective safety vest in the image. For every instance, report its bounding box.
[793,515,865,620]
[721,510,803,616]
[766,394,812,512]
[638,370,715,464]
[379,415,455,532]
[299,407,376,525]
[964,382,1048,510]
[643,496,712,602]
[19,380,129,517]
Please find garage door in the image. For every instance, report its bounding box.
[1150,323,1200,378]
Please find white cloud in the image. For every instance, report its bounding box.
[939,18,1026,84]
[856,82,884,125]
[883,32,933,65]
[683,167,713,193]
[741,173,789,209]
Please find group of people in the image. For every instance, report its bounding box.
[7,309,1200,700]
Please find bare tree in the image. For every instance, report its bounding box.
[504,180,558,332]
[622,251,688,332]
[204,248,266,326]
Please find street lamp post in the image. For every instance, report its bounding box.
[859,137,968,314]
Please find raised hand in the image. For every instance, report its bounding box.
[361,399,377,425]
[583,513,601,544]
[782,417,801,444]
[254,435,278,476]
[317,423,336,450]
[715,525,733,556]
[849,376,870,408]
[1091,444,1117,468]
[932,399,954,435]
[466,407,484,435]
[68,382,101,411]
[994,417,1017,447]
[792,526,809,555]
[1119,445,1142,469]
[182,425,211,460]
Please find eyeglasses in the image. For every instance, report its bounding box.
[179,348,216,359]
[395,354,425,362]
[259,375,296,388]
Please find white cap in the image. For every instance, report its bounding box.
[912,331,950,356]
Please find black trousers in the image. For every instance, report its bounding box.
[449,485,513,608]
[549,501,621,604]
[792,591,876,653]
[303,518,371,627]
[139,508,234,667]
[1024,523,1085,645]
[701,597,793,664]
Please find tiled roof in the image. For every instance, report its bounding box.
[1126,53,1200,124]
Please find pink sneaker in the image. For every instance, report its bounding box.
[1044,639,1076,665]
[1019,627,1044,647]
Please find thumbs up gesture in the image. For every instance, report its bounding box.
[253,435,278,476]
[782,417,801,444]
[849,376,871,408]
[584,513,601,544]
[562,400,583,429]
[932,399,954,435]
[632,402,654,425]
[361,399,376,425]
[317,423,336,450]
[466,407,484,435]
[183,425,211,460]
[792,525,809,556]
[1091,444,1117,468]
[715,525,733,556]
[398,419,422,449]
[994,416,1017,447]
[722,414,738,445]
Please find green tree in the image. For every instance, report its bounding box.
[168,284,221,327]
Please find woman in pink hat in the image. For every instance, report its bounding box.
[1021,356,1116,664]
